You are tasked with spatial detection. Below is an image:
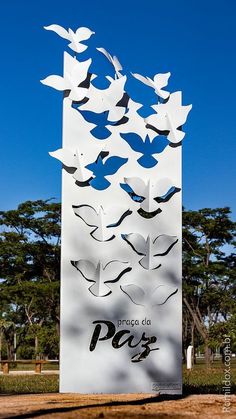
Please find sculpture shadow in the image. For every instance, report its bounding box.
[7,393,189,419]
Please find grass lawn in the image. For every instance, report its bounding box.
[0,360,235,395]
[183,361,236,394]
[0,375,59,394]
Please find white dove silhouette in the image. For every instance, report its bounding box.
[122,233,178,270]
[44,24,94,53]
[79,76,127,122]
[121,177,181,218]
[72,260,132,297]
[41,52,91,101]
[132,72,171,99]
[73,204,132,241]
[49,145,104,183]
[146,91,192,144]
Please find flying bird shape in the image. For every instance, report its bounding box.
[73,204,132,241]
[122,233,178,270]
[146,91,192,144]
[86,155,128,190]
[120,133,169,168]
[120,177,181,218]
[79,76,127,122]
[72,259,132,297]
[120,284,178,307]
[76,109,113,140]
[132,72,171,100]
[41,52,91,101]
[108,98,157,141]
[49,145,104,185]
[97,47,123,79]
[44,24,94,53]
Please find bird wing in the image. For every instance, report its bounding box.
[151,285,178,307]
[97,48,122,72]
[49,148,76,168]
[71,259,96,282]
[40,75,68,91]
[72,205,99,227]
[146,113,168,132]
[107,106,126,123]
[124,177,146,197]
[103,260,131,283]
[151,135,169,154]
[103,156,128,176]
[70,57,92,86]
[113,56,122,73]
[153,235,178,256]
[106,76,127,106]
[122,233,147,256]
[131,73,152,88]
[154,186,181,203]
[97,47,113,63]
[120,133,145,153]
[120,284,145,306]
[106,209,132,228]
[44,24,70,40]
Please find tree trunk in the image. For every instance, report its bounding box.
[191,323,196,365]
[35,335,39,359]
[184,298,210,367]
[7,342,14,360]
[204,340,211,367]
[56,318,60,336]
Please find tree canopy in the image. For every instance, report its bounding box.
[0,200,60,359]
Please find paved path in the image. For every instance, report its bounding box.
[0,394,235,418]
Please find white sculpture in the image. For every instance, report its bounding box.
[44,24,95,53]
[42,23,191,394]
[132,72,171,99]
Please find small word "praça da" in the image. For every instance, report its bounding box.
[118,318,151,327]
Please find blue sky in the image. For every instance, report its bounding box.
[0,0,235,217]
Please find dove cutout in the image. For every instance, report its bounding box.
[49,146,104,184]
[86,155,128,190]
[120,284,178,307]
[72,260,132,297]
[41,52,91,101]
[120,177,181,218]
[44,24,94,53]
[75,109,112,140]
[120,133,169,168]
[146,91,192,144]
[132,72,171,100]
[97,47,123,79]
[122,233,178,270]
[73,204,132,241]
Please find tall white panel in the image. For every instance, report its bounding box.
[41,24,192,394]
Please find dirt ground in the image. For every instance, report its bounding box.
[0,393,235,419]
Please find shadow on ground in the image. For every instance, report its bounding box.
[6,394,188,419]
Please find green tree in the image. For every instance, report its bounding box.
[0,200,61,359]
[182,207,236,365]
